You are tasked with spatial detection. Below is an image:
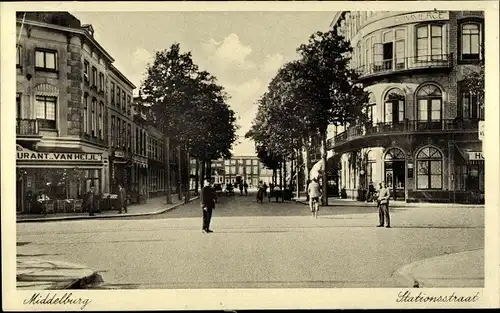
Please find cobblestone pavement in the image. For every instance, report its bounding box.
[16,192,484,289]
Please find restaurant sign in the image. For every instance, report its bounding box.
[16,145,103,162]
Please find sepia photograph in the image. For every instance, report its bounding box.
[2,1,499,310]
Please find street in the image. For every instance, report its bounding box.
[16,193,484,289]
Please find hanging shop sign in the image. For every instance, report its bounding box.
[467,151,484,161]
[16,146,102,162]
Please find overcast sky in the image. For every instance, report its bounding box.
[70,11,334,156]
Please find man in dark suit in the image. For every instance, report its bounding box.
[85,185,97,216]
[201,178,216,233]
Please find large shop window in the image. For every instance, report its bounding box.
[416,24,444,62]
[461,23,481,61]
[384,148,405,190]
[416,84,442,130]
[35,96,56,129]
[384,88,405,126]
[416,146,443,190]
[35,49,57,71]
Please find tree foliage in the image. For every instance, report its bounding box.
[140,43,238,161]
[461,63,485,109]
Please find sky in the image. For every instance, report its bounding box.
[70,11,334,156]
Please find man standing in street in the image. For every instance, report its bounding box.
[377,182,391,228]
[118,184,127,214]
[85,185,97,216]
[201,178,216,233]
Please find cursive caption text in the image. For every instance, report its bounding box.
[23,292,91,310]
[397,290,480,303]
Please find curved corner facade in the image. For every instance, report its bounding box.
[328,11,484,204]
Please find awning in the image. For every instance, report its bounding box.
[36,146,84,153]
[309,159,324,179]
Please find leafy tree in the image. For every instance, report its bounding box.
[296,30,369,205]
[141,43,238,199]
[461,63,485,109]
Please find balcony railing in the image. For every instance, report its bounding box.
[16,119,39,136]
[354,54,452,78]
[331,119,480,147]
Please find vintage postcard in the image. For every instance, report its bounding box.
[1,1,499,310]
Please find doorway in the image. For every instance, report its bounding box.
[383,42,393,70]
[384,148,406,200]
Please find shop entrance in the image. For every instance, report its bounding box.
[384,148,406,200]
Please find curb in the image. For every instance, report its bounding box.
[17,196,199,223]
[294,199,483,209]
[392,249,484,288]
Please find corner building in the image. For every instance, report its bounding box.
[328,11,484,203]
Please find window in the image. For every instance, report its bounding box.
[460,90,484,120]
[384,88,405,124]
[122,91,126,111]
[91,98,97,136]
[35,49,57,70]
[99,73,104,91]
[127,124,131,151]
[83,60,89,82]
[83,93,89,134]
[416,24,444,61]
[92,67,97,87]
[117,118,121,148]
[366,150,376,184]
[366,93,376,125]
[110,82,115,104]
[416,84,442,128]
[116,87,121,106]
[16,94,21,118]
[127,95,131,115]
[99,102,104,139]
[395,29,405,68]
[111,116,115,147]
[16,45,21,67]
[461,23,481,60]
[136,128,139,153]
[373,42,383,69]
[35,96,56,129]
[416,146,443,190]
[365,37,372,68]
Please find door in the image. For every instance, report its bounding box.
[383,42,393,70]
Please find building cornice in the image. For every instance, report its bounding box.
[17,18,115,64]
[109,64,136,90]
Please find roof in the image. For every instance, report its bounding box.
[109,64,136,90]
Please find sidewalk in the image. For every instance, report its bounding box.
[17,194,199,223]
[295,196,484,209]
[393,249,484,288]
[17,255,103,290]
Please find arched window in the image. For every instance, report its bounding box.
[416,84,442,129]
[384,148,405,189]
[384,88,405,125]
[416,146,443,190]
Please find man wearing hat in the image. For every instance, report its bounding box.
[201,178,216,233]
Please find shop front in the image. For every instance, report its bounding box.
[16,144,105,214]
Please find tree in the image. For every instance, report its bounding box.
[296,30,369,205]
[141,43,238,200]
[461,63,485,109]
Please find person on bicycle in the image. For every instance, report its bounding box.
[307,178,321,213]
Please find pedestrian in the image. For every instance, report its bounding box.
[376,182,391,228]
[263,182,268,198]
[268,183,274,202]
[273,184,282,203]
[243,181,248,196]
[118,184,128,214]
[256,181,264,203]
[239,182,244,195]
[37,190,50,215]
[367,181,375,202]
[201,179,216,233]
[84,185,97,216]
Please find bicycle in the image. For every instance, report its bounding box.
[310,196,320,218]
